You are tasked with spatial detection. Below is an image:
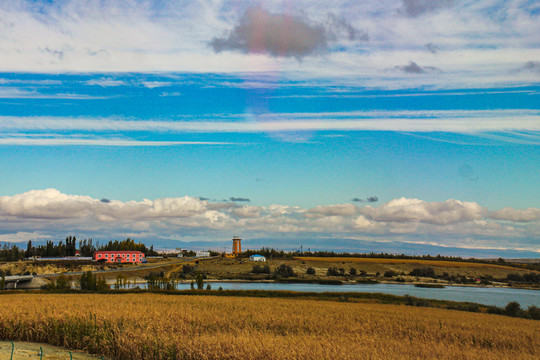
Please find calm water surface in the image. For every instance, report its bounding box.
[131,281,540,308]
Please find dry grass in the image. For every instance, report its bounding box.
[296,257,518,269]
[0,293,538,360]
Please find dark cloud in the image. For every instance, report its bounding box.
[327,13,368,42]
[210,7,327,58]
[425,43,439,54]
[352,196,378,203]
[210,7,367,58]
[198,197,210,201]
[41,47,64,60]
[100,198,111,203]
[229,197,251,202]
[519,61,540,73]
[401,0,455,18]
[459,164,478,181]
[395,61,441,74]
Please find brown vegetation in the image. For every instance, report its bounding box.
[0,293,538,359]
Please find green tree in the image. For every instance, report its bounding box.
[505,302,522,317]
[196,273,204,290]
[306,267,316,275]
[55,274,71,290]
[275,264,295,278]
[96,277,109,291]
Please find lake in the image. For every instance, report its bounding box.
[128,281,540,308]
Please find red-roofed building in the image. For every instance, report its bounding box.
[94,250,145,263]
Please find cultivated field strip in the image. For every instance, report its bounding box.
[0,293,538,359]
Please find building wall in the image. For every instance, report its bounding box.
[250,256,266,262]
[233,237,241,255]
[94,251,145,263]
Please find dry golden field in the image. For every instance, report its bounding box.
[294,257,535,278]
[0,293,538,360]
[296,256,518,269]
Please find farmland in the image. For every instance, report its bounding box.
[0,293,538,359]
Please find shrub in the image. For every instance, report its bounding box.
[349,268,357,276]
[383,270,397,278]
[252,264,271,274]
[327,267,345,276]
[306,267,316,275]
[409,267,435,278]
[526,305,540,320]
[275,264,295,278]
[505,301,522,317]
[182,264,195,274]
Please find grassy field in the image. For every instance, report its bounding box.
[0,293,538,359]
[196,256,537,281]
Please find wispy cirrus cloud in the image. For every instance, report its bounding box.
[0,87,106,99]
[85,78,127,87]
[0,135,238,147]
[0,109,538,137]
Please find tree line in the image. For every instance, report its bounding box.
[0,237,158,261]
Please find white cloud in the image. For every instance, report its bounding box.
[489,208,540,222]
[141,81,172,88]
[85,78,126,87]
[0,231,51,243]
[306,204,357,218]
[1,109,539,136]
[0,189,538,251]
[360,198,485,225]
[0,1,537,88]
[0,87,104,99]
[0,136,237,146]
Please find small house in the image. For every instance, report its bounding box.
[249,254,266,262]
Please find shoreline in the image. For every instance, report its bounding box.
[115,278,540,291]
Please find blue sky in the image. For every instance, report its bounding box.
[0,1,539,256]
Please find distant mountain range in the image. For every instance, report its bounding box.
[3,237,538,259]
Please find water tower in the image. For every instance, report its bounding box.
[232,236,242,256]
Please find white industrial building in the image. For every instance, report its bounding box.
[249,254,266,262]
[196,250,211,258]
